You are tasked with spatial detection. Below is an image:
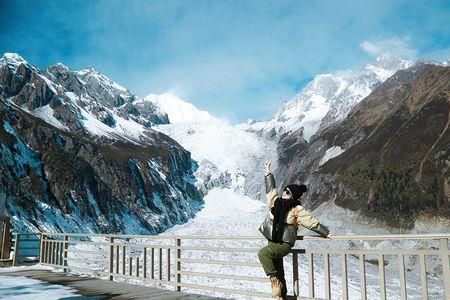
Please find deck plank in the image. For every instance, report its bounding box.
[1,269,225,299]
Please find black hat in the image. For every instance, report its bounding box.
[284,184,307,200]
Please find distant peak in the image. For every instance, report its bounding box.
[1,52,28,65]
[414,58,445,67]
[367,54,411,69]
[76,66,101,76]
[55,62,70,69]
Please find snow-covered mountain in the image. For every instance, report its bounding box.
[238,54,413,141]
[0,53,203,234]
[146,93,278,199]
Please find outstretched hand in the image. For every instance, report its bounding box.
[264,158,271,174]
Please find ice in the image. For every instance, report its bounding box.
[0,268,84,300]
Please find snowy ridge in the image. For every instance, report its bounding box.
[1,53,169,145]
[238,54,414,141]
[145,92,217,123]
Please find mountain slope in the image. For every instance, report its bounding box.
[279,63,450,228]
[0,53,203,233]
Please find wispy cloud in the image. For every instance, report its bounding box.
[360,36,418,59]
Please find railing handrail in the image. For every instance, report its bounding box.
[35,232,450,241]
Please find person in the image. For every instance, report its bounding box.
[257,158,329,299]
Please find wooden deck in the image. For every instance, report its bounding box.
[0,269,226,299]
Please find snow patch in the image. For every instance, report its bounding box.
[319,146,345,166]
[23,105,69,131]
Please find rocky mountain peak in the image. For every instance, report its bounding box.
[1,52,28,65]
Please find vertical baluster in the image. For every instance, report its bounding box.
[108,237,114,281]
[341,254,348,300]
[63,236,68,272]
[52,241,56,265]
[166,248,171,281]
[159,248,163,281]
[55,241,59,265]
[379,254,386,300]
[308,252,315,298]
[398,254,407,300]
[44,240,50,264]
[50,240,55,265]
[136,257,140,277]
[175,239,181,292]
[440,239,450,299]
[324,253,331,299]
[57,241,64,266]
[60,242,64,265]
[129,256,132,276]
[419,254,428,300]
[115,245,119,274]
[151,247,155,279]
[39,233,44,264]
[12,233,20,266]
[360,254,367,300]
[122,245,126,275]
[292,252,299,297]
[143,247,147,279]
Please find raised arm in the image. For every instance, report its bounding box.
[264,158,279,208]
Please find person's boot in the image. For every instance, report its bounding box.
[270,275,282,297]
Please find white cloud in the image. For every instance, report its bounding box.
[360,36,418,59]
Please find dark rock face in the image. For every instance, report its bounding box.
[0,54,203,234]
[277,64,450,228]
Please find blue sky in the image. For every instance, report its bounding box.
[1,0,449,123]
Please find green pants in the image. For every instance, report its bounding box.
[257,241,293,297]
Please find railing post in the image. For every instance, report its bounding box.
[12,233,20,266]
[379,254,386,300]
[419,254,428,300]
[109,237,114,281]
[175,238,181,292]
[292,252,299,297]
[39,233,44,264]
[440,238,450,298]
[342,254,348,300]
[1,217,11,260]
[143,247,147,278]
[159,248,163,280]
[166,248,171,281]
[324,253,331,299]
[398,254,407,300]
[63,235,68,272]
[359,254,367,300]
[122,245,126,275]
[308,252,315,298]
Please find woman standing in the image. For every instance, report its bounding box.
[258,159,329,299]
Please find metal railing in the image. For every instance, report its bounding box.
[31,233,450,299]
[12,232,41,265]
